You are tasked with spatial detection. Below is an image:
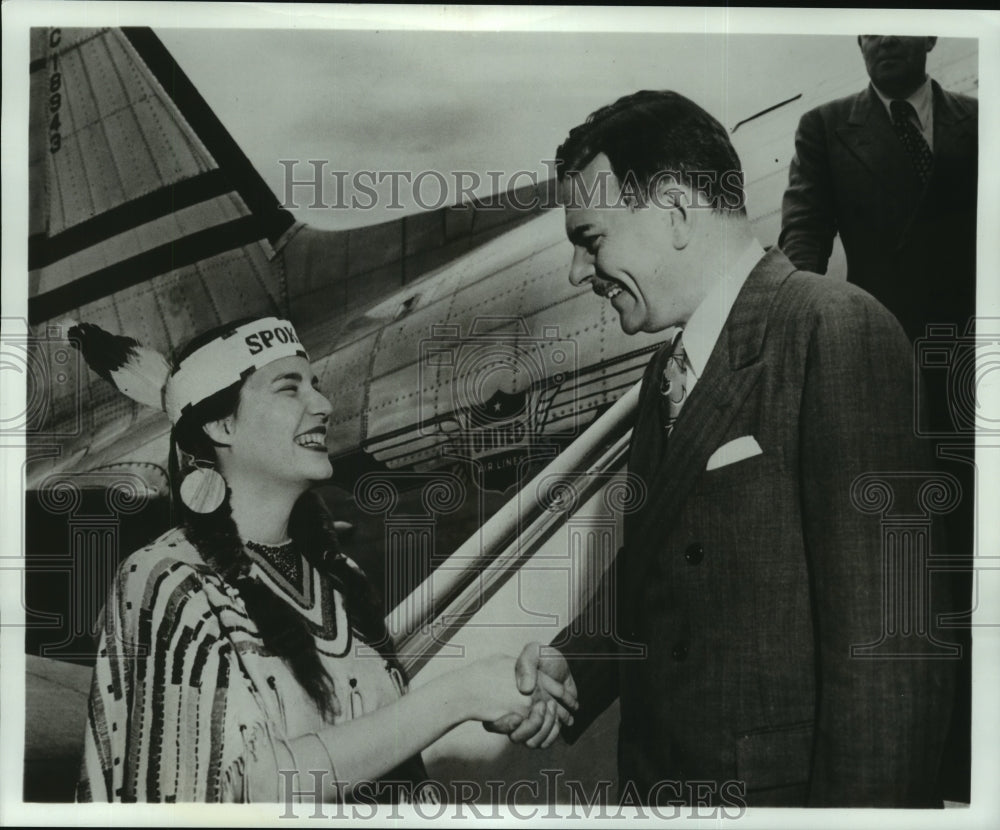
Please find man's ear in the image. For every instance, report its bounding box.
[926,37,937,53]
[667,185,697,251]
[654,181,692,250]
[202,417,234,447]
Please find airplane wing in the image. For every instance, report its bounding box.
[323,210,662,485]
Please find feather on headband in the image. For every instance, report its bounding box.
[69,322,171,411]
[70,318,308,423]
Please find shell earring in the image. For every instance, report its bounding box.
[179,461,226,513]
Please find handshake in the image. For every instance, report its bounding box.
[470,642,579,750]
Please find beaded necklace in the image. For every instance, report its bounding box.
[245,538,302,589]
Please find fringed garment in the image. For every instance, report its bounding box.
[77,527,435,803]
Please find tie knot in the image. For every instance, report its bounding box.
[890,99,916,124]
[671,329,685,360]
[659,331,687,399]
[658,331,688,436]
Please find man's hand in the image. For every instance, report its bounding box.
[483,641,578,749]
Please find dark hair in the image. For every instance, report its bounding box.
[169,319,403,722]
[555,89,746,215]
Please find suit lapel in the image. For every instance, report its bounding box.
[930,80,976,166]
[835,86,924,206]
[629,348,761,543]
[628,249,796,545]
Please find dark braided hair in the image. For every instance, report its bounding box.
[169,320,405,722]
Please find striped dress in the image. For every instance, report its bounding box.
[77,527,431,803]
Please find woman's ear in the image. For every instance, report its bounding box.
[202,417,234,447]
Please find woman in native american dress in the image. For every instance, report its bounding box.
[73,317,570,803]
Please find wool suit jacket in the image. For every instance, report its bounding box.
[779,80,977,343]
[555,248,956,807]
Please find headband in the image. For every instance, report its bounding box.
[69,317,309,424]
[164,318,308,423]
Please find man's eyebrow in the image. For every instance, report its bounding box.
[568,223,596,245]
[271,372,304,384]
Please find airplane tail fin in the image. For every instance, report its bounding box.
[27,27,294,444]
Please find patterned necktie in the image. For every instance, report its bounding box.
[890,99,933,184]
[659,330,688,436]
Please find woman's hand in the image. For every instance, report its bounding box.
[457,654,534,723]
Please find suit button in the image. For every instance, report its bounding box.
[671,642,688,661]
[684,543,704,564]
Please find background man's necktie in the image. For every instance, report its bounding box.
[659,330,688,436]
[890,99,933,184]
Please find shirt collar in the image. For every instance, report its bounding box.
[682,239,765,381]
[871,75,934,131]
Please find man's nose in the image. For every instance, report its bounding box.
[568,248,595,286]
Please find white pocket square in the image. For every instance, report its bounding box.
[705,436,763,471]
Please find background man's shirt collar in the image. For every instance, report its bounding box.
[871,74,935,149]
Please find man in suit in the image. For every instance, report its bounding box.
[779,35,977,344]
[490,90,956,807]
[780,35,977,801]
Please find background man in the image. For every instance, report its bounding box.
[493,89,957,807]
[780,35,977,801]
[779,35,977,345]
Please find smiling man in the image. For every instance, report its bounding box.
[493,90,958,808]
